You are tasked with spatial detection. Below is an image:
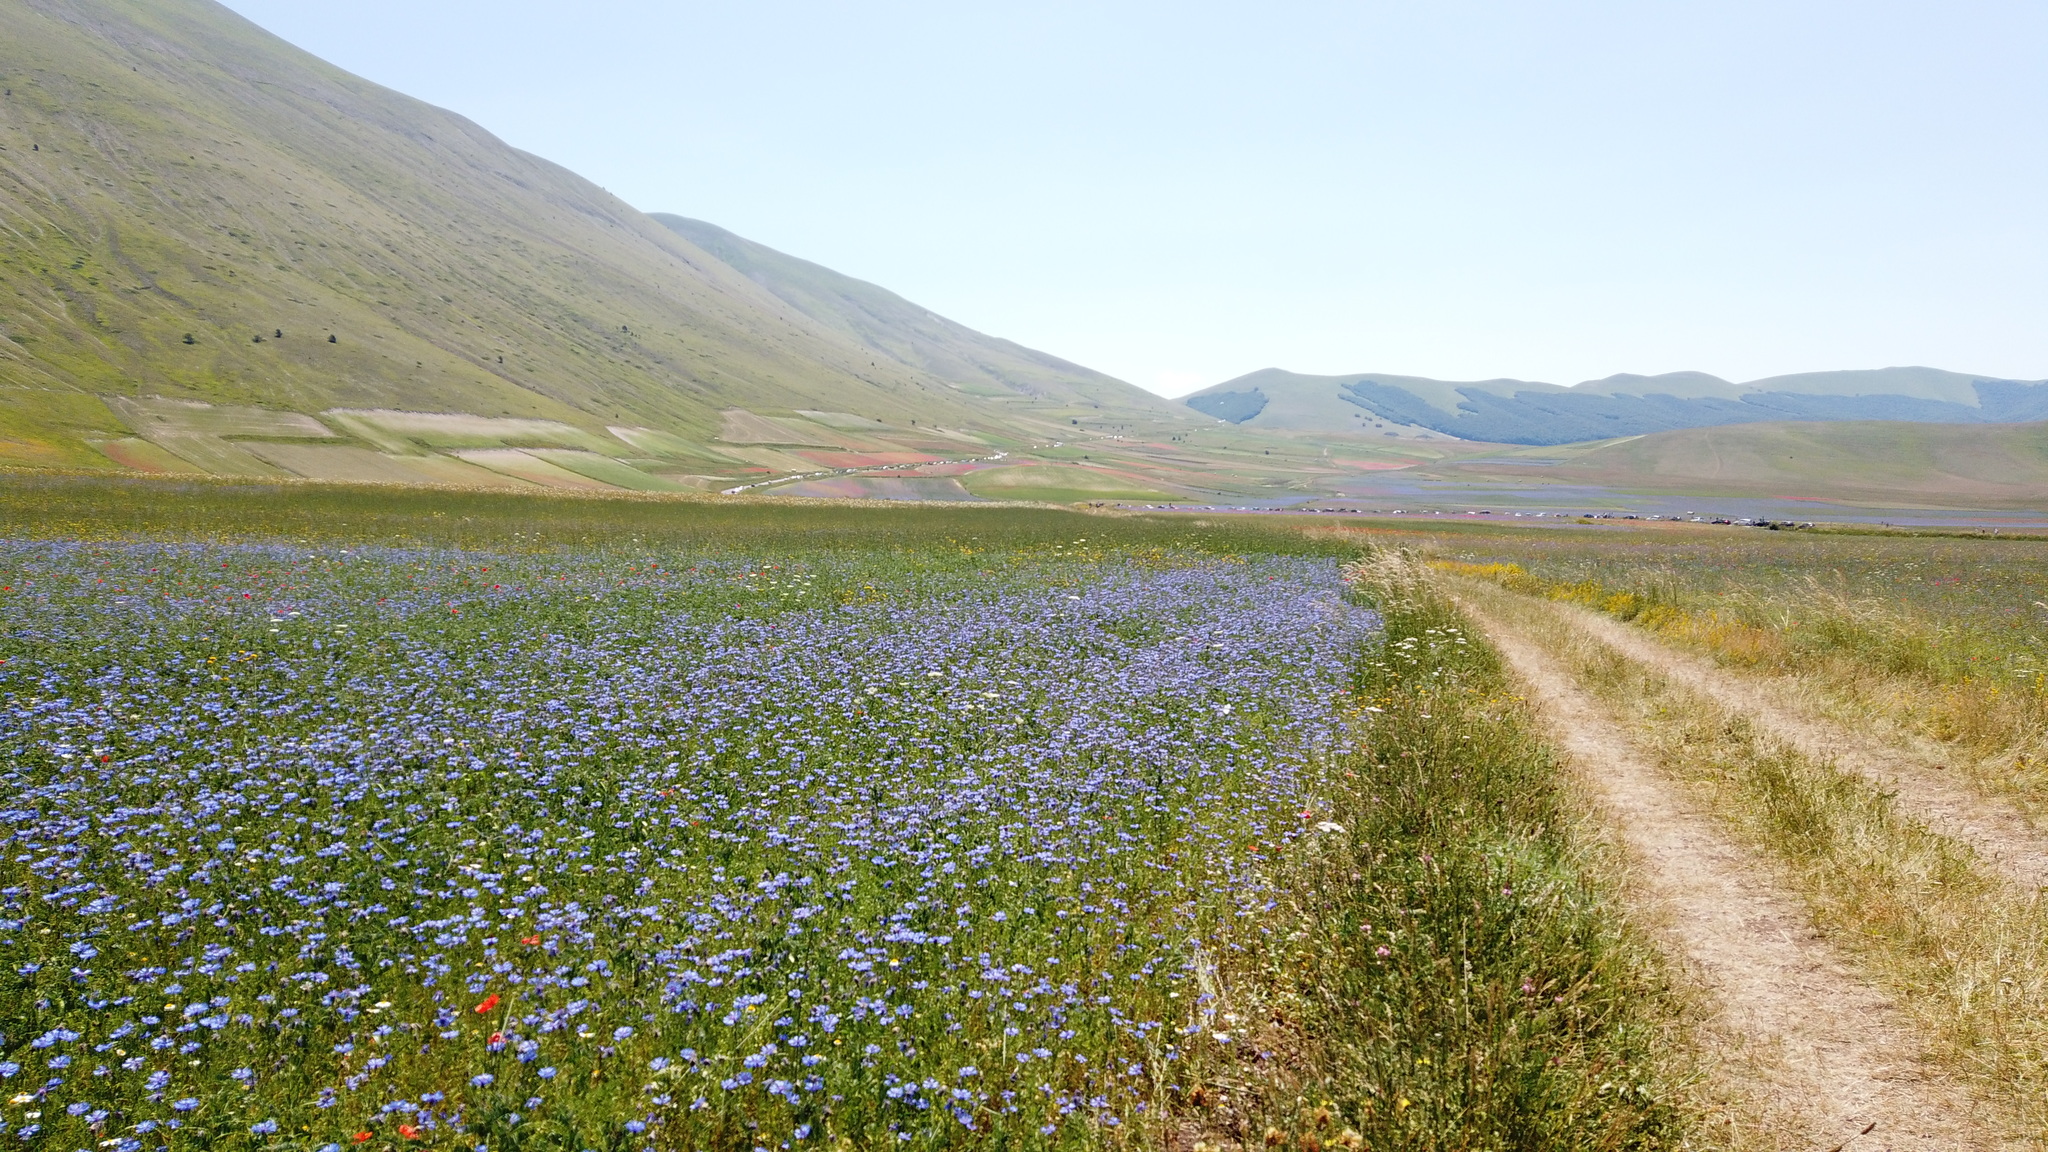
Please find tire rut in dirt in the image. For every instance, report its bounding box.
[1561,605,2048,892]
[1461,600,2009,1151]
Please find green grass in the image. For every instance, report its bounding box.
[1227,551,1694,1150]
[0,473,1361,557]
[961,466,1182,505]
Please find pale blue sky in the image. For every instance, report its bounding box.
[218,0,2048,396]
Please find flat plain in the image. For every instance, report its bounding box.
[3,476,2045,1149]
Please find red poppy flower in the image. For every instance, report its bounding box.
[473,993,500,1014]
[488,1031,505,1046]
[399,1124,422,1140]
[520,935,540,946]
[353,1133,373,1144]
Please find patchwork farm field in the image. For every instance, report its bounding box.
[0,479,1684,1151]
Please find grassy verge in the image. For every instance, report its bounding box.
[1456,579,2048,1144]
[1192,551,1698,1150]
[1433,557,2048,815]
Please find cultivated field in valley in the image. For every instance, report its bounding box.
[0,480,1691,1151]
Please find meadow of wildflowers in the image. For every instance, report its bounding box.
[0,539,1382,1149]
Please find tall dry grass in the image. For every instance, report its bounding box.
[1433,557,2048,815]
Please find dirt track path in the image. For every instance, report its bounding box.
[1560,606,2048,892]
[1462,600,2006,1151]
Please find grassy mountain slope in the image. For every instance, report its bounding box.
[1741,367,1992,404]
[1427,420,2048,508]
[0,0,1020,469]
[651,215,1190,422]
[0,0,1356,500]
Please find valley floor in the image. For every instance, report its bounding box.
[4,475,2046,1148]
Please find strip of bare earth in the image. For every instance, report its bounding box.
[1449,582,2016,1150]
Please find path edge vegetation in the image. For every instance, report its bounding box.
[1430,556,2048,813]
[1195,548,1702,1150]
[1448,575,2048,1148]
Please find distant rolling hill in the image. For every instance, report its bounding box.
[0,0,1188,485]
[1425,419,2048,509]
[5,0,2037,513]
[1188,367,2048,446]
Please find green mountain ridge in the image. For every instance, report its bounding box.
[1191,367,2048,446]
[0,0,1185,478]
[1422,419,2048,510]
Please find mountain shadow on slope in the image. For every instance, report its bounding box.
[1184,389,1269,423]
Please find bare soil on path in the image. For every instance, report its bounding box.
[1560,606,2048,892]
[1460,599,2011,1151]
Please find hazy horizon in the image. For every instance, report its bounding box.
[217,0,2048,399]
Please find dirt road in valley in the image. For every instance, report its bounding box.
[1560,605,2048,892]
[1461,601,2009,1150]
